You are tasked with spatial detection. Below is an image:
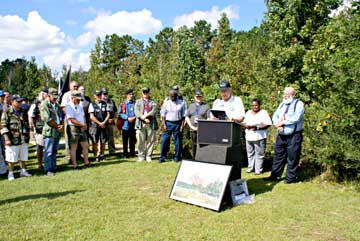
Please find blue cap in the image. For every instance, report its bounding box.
[0,90,4,97]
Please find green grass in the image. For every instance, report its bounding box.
[0,145,359,241]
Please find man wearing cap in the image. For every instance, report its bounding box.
[159,89,187,163]
[31,88,48,170]
[61,81,79,163]
[185,89,210,158]
[134,87,158,162]
[1,95,32,181]
[40,88,63,176]
[65,91,90,168]
[118,88,136,158]
[89,90,110,161]
[101,88,117,155]
[211,80,245,123]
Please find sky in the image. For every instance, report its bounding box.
[0,0,268,73]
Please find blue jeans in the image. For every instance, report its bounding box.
[160,121,182,161]
[44,134,60,173]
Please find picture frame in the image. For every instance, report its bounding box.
[228,179,249,206]
[169,160,232,211]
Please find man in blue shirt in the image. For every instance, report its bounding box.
[264,87,305,184]
[119,88,136,158]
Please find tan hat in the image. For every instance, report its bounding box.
[48,88,59,98]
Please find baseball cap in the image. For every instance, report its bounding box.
[125,88,133,95]
[11,94,25,102]
[219,80,231,91]
[195,89,203,96]
[0,90,4,97]
[93,89,102,96]
[48,88,59,98]
[71,90,82,100]
[142,87,150,93]
[172,85,179,92]
[42,87,49,94]
[101,87,108,94]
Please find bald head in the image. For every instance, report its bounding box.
[284,87,296,100]
[70,81,79,91]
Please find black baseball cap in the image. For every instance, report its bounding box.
[125,88,133,95]
[142,87,150,93]
[11,94,25,102]
[219,80,231,91]
[195,89,203,96]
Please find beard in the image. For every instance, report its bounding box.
[283,98,293,104]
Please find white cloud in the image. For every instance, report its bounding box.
[0,11,65,59]
[85,8,163,37]
[173,5,240,30]
[0,11,91,72]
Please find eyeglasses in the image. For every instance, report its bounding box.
[73,85,78,88]
[195,95,203,98]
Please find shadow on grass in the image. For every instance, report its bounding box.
[246,177,281,195]
[0,189,84,205]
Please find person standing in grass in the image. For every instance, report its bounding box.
[1,95,32,181]
[134,87,158,162]
[264,87,305,184]
[65,91,91,169]
[118,88,137,158]
[89,89,110,161]
[40,88,63,176]
[159,89,187,163]
[242,98,272,175]
[101,88,117,155]
[185,89,210,159]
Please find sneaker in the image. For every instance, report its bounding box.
[99,154,105,161]
[20,170,32,177]
[46,171,55,177]
[138,157,145,162]
[246,169,252,173]
[8,172,15,181]
[146,156,152,162]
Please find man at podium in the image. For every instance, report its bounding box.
[211,80,245,123]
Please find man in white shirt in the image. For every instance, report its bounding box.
[211,80,245,123]
[65,91,90,168]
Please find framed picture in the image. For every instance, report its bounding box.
[169,160,232,211]
[228,179,249,206]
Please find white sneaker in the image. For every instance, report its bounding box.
[138,157,145,162]
[8,172,15,181]
[20,170,32,177]
[146,156,152,162]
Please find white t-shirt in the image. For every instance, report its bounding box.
[65,102,85,126]
[212,95,245,120]
[243,109,272,141]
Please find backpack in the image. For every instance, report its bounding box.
[116,101,126,131]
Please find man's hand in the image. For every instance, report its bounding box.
[162,123,167,131]
[128,117,136,123]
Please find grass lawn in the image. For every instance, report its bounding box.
[0,144,359,241]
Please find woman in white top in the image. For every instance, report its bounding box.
[242,98,272,174]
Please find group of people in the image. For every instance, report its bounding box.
[0,79,304,184]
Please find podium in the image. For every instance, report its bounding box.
[195,120,245,180]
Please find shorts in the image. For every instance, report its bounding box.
[67,125,88,145]
[5,144,29,163]
[89,126,108,144]
[34,133,44,146]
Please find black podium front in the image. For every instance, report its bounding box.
[195,120,244,180]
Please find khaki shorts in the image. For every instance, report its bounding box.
[67,125,88,144]
[5,144,29,163]
[34,133,44,146]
